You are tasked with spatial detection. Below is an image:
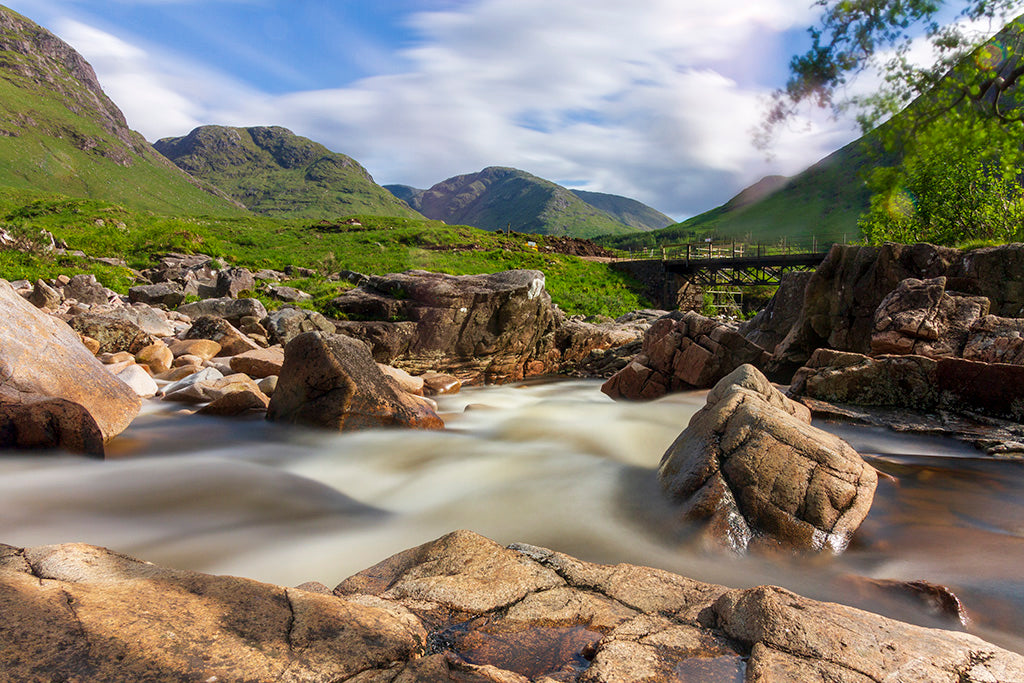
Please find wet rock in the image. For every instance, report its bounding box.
[196,387,270,416]
[159,367,224,398]
[575,339,642,379]
[262,306,336,346]
[789,349,940,410]
[229,346,285,379]
[658,364,876,552]
[601,312,769,400]
[421,371,462,396]
[0,280,140,450]
[871,276,989,358]
[0,397,105,455]
[184,315,261,356]
[738,270,812,354]
[177,296,268,326]
[935,357,1024,423]
[551,319,647,372]
[128,282,184,308]
[67,313,157,354]
[163,373,261,405]
[331,269,557,384]
[378,363,425,395]
[267,332,444,431]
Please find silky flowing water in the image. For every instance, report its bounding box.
[2,379,1023,655]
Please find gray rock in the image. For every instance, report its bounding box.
[177,297,268,325]
[128,282,185,308]
[62,273,111,306]
[262,307,336,346]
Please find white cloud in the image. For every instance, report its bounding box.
[45,0,862,218]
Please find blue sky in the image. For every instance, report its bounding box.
[6,0,866,218]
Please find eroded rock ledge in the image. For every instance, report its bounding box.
[1,531,1021,682]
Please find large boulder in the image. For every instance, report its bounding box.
[66,313,157,354]
[62,273,111,306]
[183,315,261,356]
[0,280,141,452]
[331,269,557,383]
[267,332,444,431]
[128,282,184,308]
[871,276,989,358]
[262,306,336,346]
[738,270,812,354]
[658,364,877,552]
[601,311,769,400]
[2,533,1023,682]
[214,266,255,298]
[177,297,268,326]
[962,314,1024,364]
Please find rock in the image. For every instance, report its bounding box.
[377,363,425,395]
[159,367,224,398]
[134,341,173,374]
[3,533,1023,681]
[0,397,105,455]
[62,273,110,305]
[262,307,337,346]
[79,334,100,355]
[551,319,646,371]
[601,312,769,400]
[575,339,643,379]
[267,332,445,431]
[934,357,1024,423]
[163,373,260,404]
[265,284,313,302]
[99,351,135,365]
[0,280,140,449]
[215,266,255,298]
[155,364,204,382]
[167,338,222,361]
[97,304,176,338]
[789,349,941,410]
[183,315,261,356]
[115,364,159,398]
[28,278,61,309]
[257,375,278,396]
[738,270,812,354]
[128,282,184,308]
[871,276,989,358]
[196,387,270,416]
[658,364,877,552]
[229,346,285,379]
[177,297,268,325]
[67,313,157,354]
[962,314,1024,364]
[331,269,557,384]
[421,371,462,396]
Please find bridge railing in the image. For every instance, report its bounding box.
[615,239,833,261]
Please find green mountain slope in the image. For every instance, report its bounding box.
[401,166,641,239]
[155,125,423,220]
[569,189,672,231]
[0,5,243,216]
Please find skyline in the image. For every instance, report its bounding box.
[7,1,866,220]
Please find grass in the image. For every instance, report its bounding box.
[0,188,651,317]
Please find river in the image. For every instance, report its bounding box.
[1,379,1022,654]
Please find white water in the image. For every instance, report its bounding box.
[1,379,1023,653]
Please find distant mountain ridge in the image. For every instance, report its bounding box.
[569,190,673,231]
[0,5,243,215]
[389,167,664,238]
[154,125,422,220]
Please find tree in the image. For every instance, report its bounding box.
[762,1,1024,246]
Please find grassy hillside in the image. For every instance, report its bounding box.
[0,187,649,317]
[0,6,243,216]
[155,125,424,220]
[570,189,673,231]
[406,166,644,239]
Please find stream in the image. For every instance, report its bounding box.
[1,379,1023,654]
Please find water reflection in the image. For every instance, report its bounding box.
[1,379,1022,654]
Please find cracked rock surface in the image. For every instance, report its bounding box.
[1,531,1022,681]
[658,364,877,553]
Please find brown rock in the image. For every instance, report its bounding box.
[134,341,173,374]
[658,364,877,552]
[871,276,989,358]
[262,307,336,346]
[377,363,425,395]
[28,278,61,309]
[267,332,444,431]
[230,345,285,378]
[67,313,157,354]
[962,314,1024,364]
[79,334,100,355]
[421,371,463,396]
[738,270,813,354]
[0,396,105,455]
[63,273,110,305]
[0,280,140,446]
[163,373,261,404]
[789,349,940,410]
[167,338,222,360]
[183,315,261,355]
[197,388,270,416]
[602,312,769,400]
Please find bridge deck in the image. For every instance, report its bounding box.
[660,252,828,274]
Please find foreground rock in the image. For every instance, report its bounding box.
[267,332,444,431]
[331,269,557,383]
[2,532,1022,682]
[602,311,769,400]
[0,280,141,455]
[658,365,877,552]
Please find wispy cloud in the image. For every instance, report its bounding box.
[25,0,862,218]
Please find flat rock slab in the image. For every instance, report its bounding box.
[2,531,1022,681]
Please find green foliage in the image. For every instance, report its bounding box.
[0,189,650,318]
[700,291,717,318]
[859,112,1024,245]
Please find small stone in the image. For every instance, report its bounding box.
[197,388,270,416]
[257,375,278,396]
[421,372,462,396]
[99,352,135,365]
[116,364,159,398]
[135,342,173,375]
[80,335,101,355]
[167,338,222,361]
[230,347,285,379]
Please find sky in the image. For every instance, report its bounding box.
[5,0,868,219]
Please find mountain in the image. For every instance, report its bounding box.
[0,5,243,215]
[569,190,672,231]
[395,166,645,238]
[155,125,423,220]
[383,184,422,204]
